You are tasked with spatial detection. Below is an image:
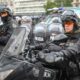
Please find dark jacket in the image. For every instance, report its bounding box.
[38,33,80,80]
[0,17,13,45]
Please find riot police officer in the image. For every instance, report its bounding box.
[28,23,48,50]
[38,14,80,80]
[0,5,13,45]
[29,19,65,60]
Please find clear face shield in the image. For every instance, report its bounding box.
[34,32,45,43]
[33,24,47,43]
[48,23,65,41]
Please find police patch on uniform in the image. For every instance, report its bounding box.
[43,69,51,78]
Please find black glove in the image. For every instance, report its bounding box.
[34,43,46,50]
[37,51,46,59]
[38,51,64,63]
[0,36,9,45]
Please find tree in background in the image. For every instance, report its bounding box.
[44,0,72,14]
[44,0,57,14]
[55,0,72,7]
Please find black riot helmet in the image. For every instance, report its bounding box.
[61,10,79,33]
[33,23,48,43]
[62,15,79,33]
[48,23,65,41]
[0,4,12,16]
[0,4,13,23]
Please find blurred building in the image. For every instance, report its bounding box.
[0,0,14,12]
[0,0,12,5]
[13,0,46,17]
[0,0,6,3]
[72,0,80,7]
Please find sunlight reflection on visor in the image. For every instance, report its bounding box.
[0,17,3,26]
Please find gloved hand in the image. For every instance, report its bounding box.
[37,51,64,63]
[34,43,46,50]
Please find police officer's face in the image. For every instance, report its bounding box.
[64,21,74,33]
[0,11,8,17]
[0,11,9,23]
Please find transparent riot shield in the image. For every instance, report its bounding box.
[0,27,27,72]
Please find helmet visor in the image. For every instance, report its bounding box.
[0,17,3,26]
[0,11,8,17]
[64,21,74,33]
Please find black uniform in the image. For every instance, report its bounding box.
[38,16,80,80]
[0,5,13,45]
[4,21,64,80]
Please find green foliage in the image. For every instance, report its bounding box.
[44,0,57,14]
[44,0,72,14]
[64,0,72,7]
[55,0,72,7]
